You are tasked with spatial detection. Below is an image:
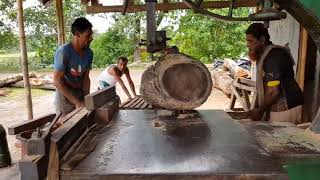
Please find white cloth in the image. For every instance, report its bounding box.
[98,65,117,86]
[270,105,302,124]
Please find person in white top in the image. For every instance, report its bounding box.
[98,56,137,99]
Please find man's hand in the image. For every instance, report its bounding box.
[248,108,264,121]
[76,101,85,109]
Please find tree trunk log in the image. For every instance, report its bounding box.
[211,68,233,97]
[222,58,250,78]
[140,54,212,110]
[0,73,36,88]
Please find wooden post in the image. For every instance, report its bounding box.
[56,0,65,46]
[296,26,308,90]
[17,0,33,120]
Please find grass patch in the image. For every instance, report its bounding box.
[0,87,53,102]
[0,52,52,72]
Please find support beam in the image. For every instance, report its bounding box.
[296,26,308,90]
[86,0,257,13]
[17,0,33,120]
[163,0,169,13]
[56,0,65,46]
[122,0,130,15]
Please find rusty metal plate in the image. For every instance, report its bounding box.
[61,110,287,180]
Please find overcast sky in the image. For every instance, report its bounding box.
[25,0,120,33]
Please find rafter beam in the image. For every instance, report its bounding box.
[86,0,257,14]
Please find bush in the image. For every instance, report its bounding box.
[91,30,134,68]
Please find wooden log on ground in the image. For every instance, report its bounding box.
[211,68,233,97]
[11,80,55,90]
[140,54,212,110]
[222,58,250,78]
[0,72,36,88]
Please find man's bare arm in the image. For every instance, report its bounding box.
[53,71,82,106]
[249,85,280,121]
[261,85,280,111]
[109,67,132,99]
[125,68,137,97]
[82,70,90,96]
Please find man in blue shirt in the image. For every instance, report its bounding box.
[53,17,93,117]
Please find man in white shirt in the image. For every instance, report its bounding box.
[98,56,137,99]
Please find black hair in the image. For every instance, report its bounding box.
[71,17,92,35]
[118,56,128,63]
[172,46,179,53]
[246,23,270,44]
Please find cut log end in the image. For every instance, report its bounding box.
[162,64,209,102]
[140,54,212,110]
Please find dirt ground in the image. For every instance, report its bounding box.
[0,69,230,180]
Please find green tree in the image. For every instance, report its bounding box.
[0,0,18,53]
[91,30,134,67]
[21,0,85,66]
[171,8,251,63]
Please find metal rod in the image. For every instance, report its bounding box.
[17,0,33,120]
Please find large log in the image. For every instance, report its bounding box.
[0,72,36,88]
[140,54,212,110]
[222,58,250,78]
[211,68,233,97]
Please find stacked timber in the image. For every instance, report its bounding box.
[0,73,55,91]
[211,68,233,97]
[211,58,251,97]
[140,53,212,110]
[0,72,36,88]
[222,58,250,79]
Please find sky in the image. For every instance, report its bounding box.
[25,0,120,33]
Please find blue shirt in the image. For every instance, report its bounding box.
[54,43,93,90]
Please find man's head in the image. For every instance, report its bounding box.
[245,23,271,61]
[117,56,129,71]
[71,17,93,50]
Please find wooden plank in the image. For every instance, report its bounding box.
[228,92,236,111]
[136,99,146,108]
[123,96,140,108]
[50,108,88,158]
[242,89,251,109]
[60,124,99,171]
[131,97,144,108]
[19,155,48,180]
[238,78,255,87]
[47,143,59,180]
[86,0,256,13]
[163,0,169,13]
[233,81,256,92]
[8,113,55,135]
[231,86,249,111]
[119,98,132,108]
[296,26,308,90]
[84,86,116,111]
[141,100,149,109]
[250,92,257,110]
